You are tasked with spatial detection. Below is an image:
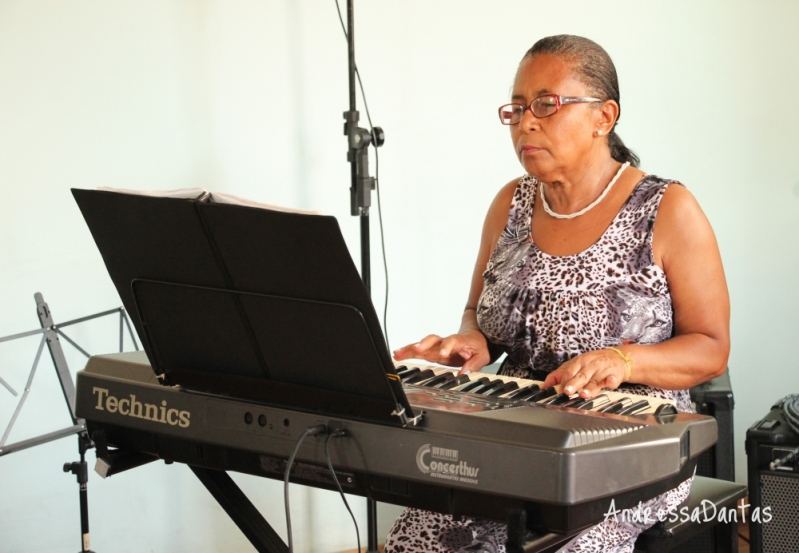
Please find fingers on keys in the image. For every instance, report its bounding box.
[558,352,627,398]
[393,335,443,361]
[439,335,466,360]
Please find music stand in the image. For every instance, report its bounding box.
[72,189,415,425]
[0,292,139,553]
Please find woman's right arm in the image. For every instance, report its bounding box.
[393,179,518,373]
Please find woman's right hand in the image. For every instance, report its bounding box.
[392,329,491,375]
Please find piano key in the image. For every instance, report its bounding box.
[468,379,505,395]
[562,394,610,410]
[486,381,519,397]
[527,387,558,402]
[404,369,436,384]
[504,384,541,400]
[455,377,491,393]
[617,399,650,416]
[561,397,589,408]
[439,374,470,390]
[597,398,632,414]
[580,394,611,410]
[398,367,421,380]
[421,372,455,387]
[541,393,574,406]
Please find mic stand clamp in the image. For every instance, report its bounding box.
[344,110,384,216]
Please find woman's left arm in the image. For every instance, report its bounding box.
[546,184,731,397]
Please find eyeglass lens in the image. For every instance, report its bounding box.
[499,95,560,125]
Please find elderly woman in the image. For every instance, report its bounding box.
[386,35,730,553]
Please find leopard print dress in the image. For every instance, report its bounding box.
[384,174,693,553]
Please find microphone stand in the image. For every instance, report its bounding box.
[342,2,383,551]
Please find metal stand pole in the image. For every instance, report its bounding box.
[64,434,96,553]
[342,2,383,550]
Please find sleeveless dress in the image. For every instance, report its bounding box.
[384,174,692,553]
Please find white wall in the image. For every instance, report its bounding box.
[1,1,797,551]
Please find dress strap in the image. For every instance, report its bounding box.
[502,175,537,243]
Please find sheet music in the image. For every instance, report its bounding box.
[96,187,320,215]
[96,186,206,199]
[208,191,320,215]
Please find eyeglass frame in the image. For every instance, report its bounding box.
[498,94,603,125]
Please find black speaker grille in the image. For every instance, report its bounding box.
[695,446,715,478]
[761,473,799,552]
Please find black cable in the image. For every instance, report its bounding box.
[334,0,390,349]
[779,394,799,435]
[284,424,327,553]
[768,394,799,471]
[325,430,361,553]
[374,144,389,350]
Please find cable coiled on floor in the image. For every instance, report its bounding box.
[769,394,799,471]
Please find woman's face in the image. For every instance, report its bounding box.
[510,54,602,179]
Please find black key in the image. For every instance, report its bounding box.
[580,394,610,410]
[618,400,650,416]
[469,379,505,395]
[422,372,455,387]
[439,374,470,390]
[398,367,420,380]
[563,393,611,410]
[541,393,573,406]
[487,381,520,397]
[561,397,590,409]
[597,398,632,414]
[505,384,540,400]
[527,387,557,402]
[404,369,435,384]
[395,365,410,376]
[457,377,491,393]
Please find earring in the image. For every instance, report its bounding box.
[596,130,603,136]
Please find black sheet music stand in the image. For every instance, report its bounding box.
[72,189,418,552]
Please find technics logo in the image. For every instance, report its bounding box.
[92,387,190,428]
[416,444,480,484]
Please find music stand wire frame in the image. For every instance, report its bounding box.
[0,293,138,455]
[0,293,139,553]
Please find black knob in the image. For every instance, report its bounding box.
[244,412,253,425]
[371,126,385,147]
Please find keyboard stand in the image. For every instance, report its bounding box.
[92,427,287,553]
[190,466,287,553]
[191,463,581,553]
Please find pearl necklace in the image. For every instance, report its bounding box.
[540,161,630,220]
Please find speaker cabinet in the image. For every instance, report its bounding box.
[746,403,799,553]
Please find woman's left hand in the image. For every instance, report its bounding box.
[542,349,628,398]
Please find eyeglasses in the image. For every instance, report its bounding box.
[498,94,602,125]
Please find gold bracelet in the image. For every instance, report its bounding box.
[607,347,632,382]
